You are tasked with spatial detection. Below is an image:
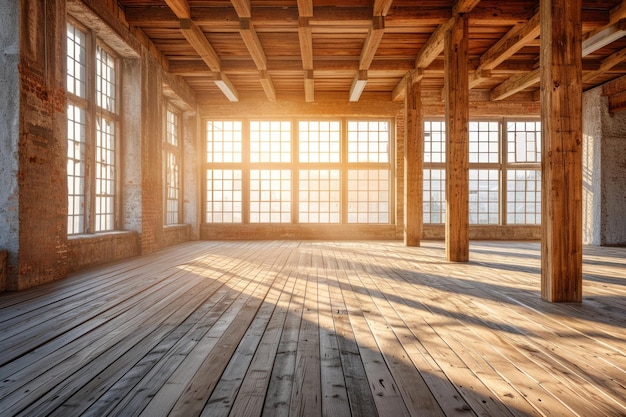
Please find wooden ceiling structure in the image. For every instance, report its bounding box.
[118,0,626,107]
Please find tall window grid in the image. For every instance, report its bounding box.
[165,107,182,225]
[204,119,392,225]
[205,121,243,223]
[423,119,541,225]
[506,121,542,224]
[66,22,119,235]
[347,121,391,223]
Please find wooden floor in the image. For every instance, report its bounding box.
[0,241,625,417]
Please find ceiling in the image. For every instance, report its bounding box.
[116,0,626,106]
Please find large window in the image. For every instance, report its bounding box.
[66,22,120,234]
[165,107,182,225]
[205,119,392,225]
[423,119,541,225]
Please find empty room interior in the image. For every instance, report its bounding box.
[1,0,626,416]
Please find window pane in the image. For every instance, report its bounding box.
[250,120,291,163]
[469,169,499,224]
[507,121,541,163]
[423,169,446,224]
[347,170,390,223]
[469,121,499,163]
[95,116,116,232]
[347,120,389,163]
[67,104,86,234]
[165,108,181,225]
[206,120,242,163]
[299,170,341,223]
[423,121,446,163]
[206,169,242,223]
[67,23,87,99]
[506,169,541,224]
[298,121,341,163]
[96,45,116,113]
[250,170,291,223]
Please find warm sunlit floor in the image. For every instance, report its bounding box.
[0,240,625,417]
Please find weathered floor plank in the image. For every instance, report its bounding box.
[0,240,624,417]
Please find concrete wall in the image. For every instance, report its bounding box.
[583,87,626,246]
[0,0,20,285]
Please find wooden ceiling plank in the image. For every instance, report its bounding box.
[239,18,268,70]
[164,0,190,19]
[490,68,540,101]
[360,16,385,70]
[179,19,221,72]
[231,0,251,19]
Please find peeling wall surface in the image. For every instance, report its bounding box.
[0,0,20,275]
[583,86,626,246]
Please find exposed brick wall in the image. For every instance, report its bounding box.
[163,225,192,247]
[0,250,7,292]
[66,232,140,273]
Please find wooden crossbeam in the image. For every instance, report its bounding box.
[164,0,190,19]
[214,72,239,102]
[239,18,268,70]
[583,47,626,83]
[373,0,394,17]
[359,16,385,70]
[259,70,276,102]
[479,13,540,70]
[454,0,481,14]
[304,70,314,102]
[297,0,313,17]
[582,19,626,56]
[490,68,540,100]
[298,18,313,70]
[230,0,251,18]
[179,19,221,71]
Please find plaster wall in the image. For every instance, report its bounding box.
[0,0,21,288]
[583,86,626,246]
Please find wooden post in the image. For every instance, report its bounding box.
[444,14,469,262]
[404,71,423,246]
[540,0,583,302]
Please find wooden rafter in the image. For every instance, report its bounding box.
[297,0,314,102]
[584,47,626,83]
[374,0,394,17]
[359,16,385,70]
[164,0,190,19]
[179,19,221,72]
[231,1,276,101]
[230,0,251,18]
[490,68,540,101]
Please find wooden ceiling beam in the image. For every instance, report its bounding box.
[359,16,385,70]
[374,0,394,17]
[582,19,626,56]
[490,68,540,101]
[239,18,268,70]
[230,0,251,18]
[583,47,626,83]
[298,0,314,102]
[453,0,481,15]
[259,70,276,102]
[179,19,221,71]
[304,70,315,103]
[164,0,190,19]
[470,12,540,88]
[214,73,239,102]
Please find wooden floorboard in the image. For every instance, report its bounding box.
[0,240,625,417]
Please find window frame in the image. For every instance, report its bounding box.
[66,19,121,235]
[203,118,394,225]
[422,117,541,226]
[164,104,183,225]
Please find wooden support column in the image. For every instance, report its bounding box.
[540,0,583,302]
[444,14,469,262]
[404,70,424,247]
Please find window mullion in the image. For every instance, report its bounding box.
[86,29,98,234]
